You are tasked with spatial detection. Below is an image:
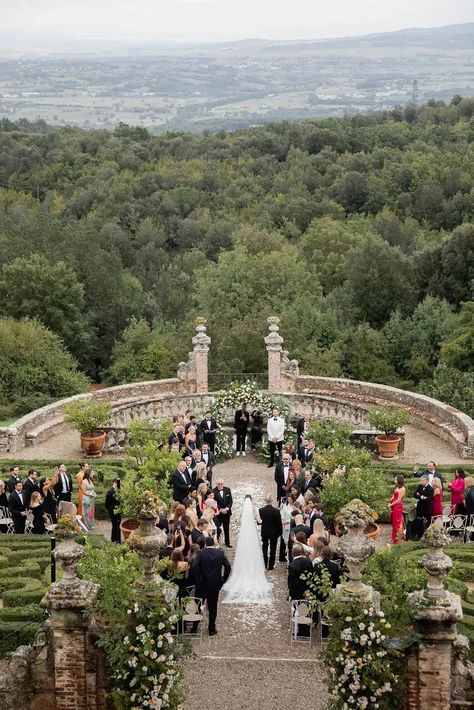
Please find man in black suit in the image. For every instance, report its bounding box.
[54,464,73,503]
[234,402,250,456]
[308,501,330,532]
[301,469,321,495]
[192,537,231,635]
[6,465,22,494]
[274,451,292,504]
[296,413,312,448]
[199,443,216,485]
[168,424,184,451]
[259,495,283,570]
[412,474,434,539]
[288,544,313,600]
[298,438,315,465]
[199,411,218,453]
[213,479,233,547]
[105,478,121,543]
[313,547,341,594]
[23,469,40,506]
[8,480,28,533]
[171,460,192,503]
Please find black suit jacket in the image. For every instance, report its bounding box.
[6,475,21,494]
[302,476,321,494]
[200,418,218,436]
[213,487,233,515]
[105,487,120,517]
[23,479,40,506]
[313,559,341,598]
[192,547,231,598]
[298,446,314,464]
[414,483,434,519]
[288,556,313,600]
[259,505,283,539]
[234,409,250,430]
[8,490,27,518]
[296,418,311,444]
[274,463,292,489]
[309,512,330,531]
[54,472,73,499]
[171,468,192,503]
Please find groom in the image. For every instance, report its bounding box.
[193,537,231,636]
[259,494,283,571]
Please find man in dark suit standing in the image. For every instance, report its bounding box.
[199,443,216,485]
[192,537,231,635]
[287,544,313,600]
[298,438,315,465]
[213,479,233,548]
[259,495,283,570]
[168,423,184,451]
[6,466,22,494]
[296,413,312,448]
[105,478,121,543]
[301,469,321,495]
[8,480,28,533]
[54,464,73,503]
[274,451,292,504]
[23,469,40,506]
[200,411,218,454]
[171,460,192,503]
[234,402,250,456]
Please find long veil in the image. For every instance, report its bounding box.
[222,497,273,605]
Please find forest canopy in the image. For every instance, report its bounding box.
[0,98,473,418]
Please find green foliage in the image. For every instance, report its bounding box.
[312,443,372,475]
[424,363,474,418]
[64,400,112,434]
[318,465,386,520]
[368,406,409,435]
[307,419,353,449]
[0,317,89,417]
[440,301,474,371]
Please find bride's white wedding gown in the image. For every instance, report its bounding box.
[222,497,273,605]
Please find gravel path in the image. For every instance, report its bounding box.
[181,455,330,710]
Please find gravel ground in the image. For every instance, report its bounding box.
[181,455,329,710]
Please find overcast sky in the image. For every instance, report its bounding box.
[2,0,474,43]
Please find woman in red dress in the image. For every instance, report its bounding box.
[431,477,444,518]
[388,475,406,544]
[448,468,466,514]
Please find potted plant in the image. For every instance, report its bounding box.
[64,400,112,457]
[368,406,409,460]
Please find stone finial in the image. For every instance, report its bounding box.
[264,316,283,351]
[192,318,211,352]
[128,515,167,587]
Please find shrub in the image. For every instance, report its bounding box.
[64,400,112,435]
[368,406,409,435]
[319,466,387,519]
[308,419,353,449]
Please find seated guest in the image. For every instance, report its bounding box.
[167,550,189,599]
[287,543,313,600]
[0,480,8,507]
[29,491,47,534]
[313,546,341,593]
[8,480,28,533]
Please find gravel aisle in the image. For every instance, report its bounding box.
[182,455,329,710]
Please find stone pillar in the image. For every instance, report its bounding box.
[192,318,211,393]
[265,316,283,392]
[408,524,463,710]
[41,529,99,710]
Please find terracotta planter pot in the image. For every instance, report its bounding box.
[375,434,401,460]
[120,518,139,540]
[364,522,381,540]
[80,429,106,458]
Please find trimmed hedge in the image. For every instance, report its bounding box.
[0,621,42,655]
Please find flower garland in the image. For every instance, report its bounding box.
[324,599,403,710]
[211,379,290,422]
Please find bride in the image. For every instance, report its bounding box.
[222,495,273,605]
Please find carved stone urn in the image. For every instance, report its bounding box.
[128,514,167,585]
[336,499,379,607]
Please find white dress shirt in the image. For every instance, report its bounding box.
[267,416,285,442]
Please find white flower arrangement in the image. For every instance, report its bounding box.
[212,379,290,422]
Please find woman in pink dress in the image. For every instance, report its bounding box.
[431,477,443,518]
[448,468,466,514]
[388,475,406,544]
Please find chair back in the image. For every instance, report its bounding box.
[59,501,77,518]
[451,515,467,529]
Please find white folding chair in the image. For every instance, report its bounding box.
[448,514,467,540]
[58,501,77,518]
[180,597,204,641]
[25,512,34,534]
[464,514,474,543]
[44,514,56,534]
[290,600,313,645]
[0,506,15,533]
[319,605,332,644]
[76,514,89,532]
[440,505,455,525]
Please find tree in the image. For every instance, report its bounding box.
[440,302,474,371]
[0,317,88,417]
[0,253,90,362]
[336,171,369,213]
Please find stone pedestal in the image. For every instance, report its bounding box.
[265,316,283,392]
[192,320,211,393]
[41,535,99,710]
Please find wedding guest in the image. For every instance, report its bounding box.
[191,518,208,547]
[289,513,311,561]
[81,469,96,531]
[283,441,297,461]
[234,402,250,456]
[267,408,285,467]
[431,477,444,519]
[76,462,90,518]
[313,546,341,598]
[287,543,313,600]
[308,502,329,532]
[40,473,58,524]
[281,467,297,502]
[159,534,175,560]
[202,496,220,538]
[184,496,199,528]
[250,409,263,451]
[196,482,209,513]
[184,424,198,456]
[193,462,208,489]
[311,537,328,565]
[168,423,184,451]
[296,413,312,448]
[192,536,231,636]
[105,478,121,543]
[6,466,22,494]
[308,518,330,548]
[172,503,186,528]
[274,451,292,504]
[413,474,433,539]
[413,460,444,488]
[29,491,47,534]
[259,494,283,570]
[465,477,474,518]
[294,531,313,556]
[290,484,305,508]
[54,464,73,503]
[200,443,216,485]
[388,475,406,543]
[448,468,466,514]
[0,480,8,507]
[168,549,189,599]
[23,469,40,506]
[213,479,233,548]
[301,468,321,495]
[199,411,218,453]
[8,480,28,533]
[280,496,293,562]
[171,460,192,503]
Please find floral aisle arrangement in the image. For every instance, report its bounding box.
[215,428,234,460]
[324,597,404,710]
[212,379,290,422]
